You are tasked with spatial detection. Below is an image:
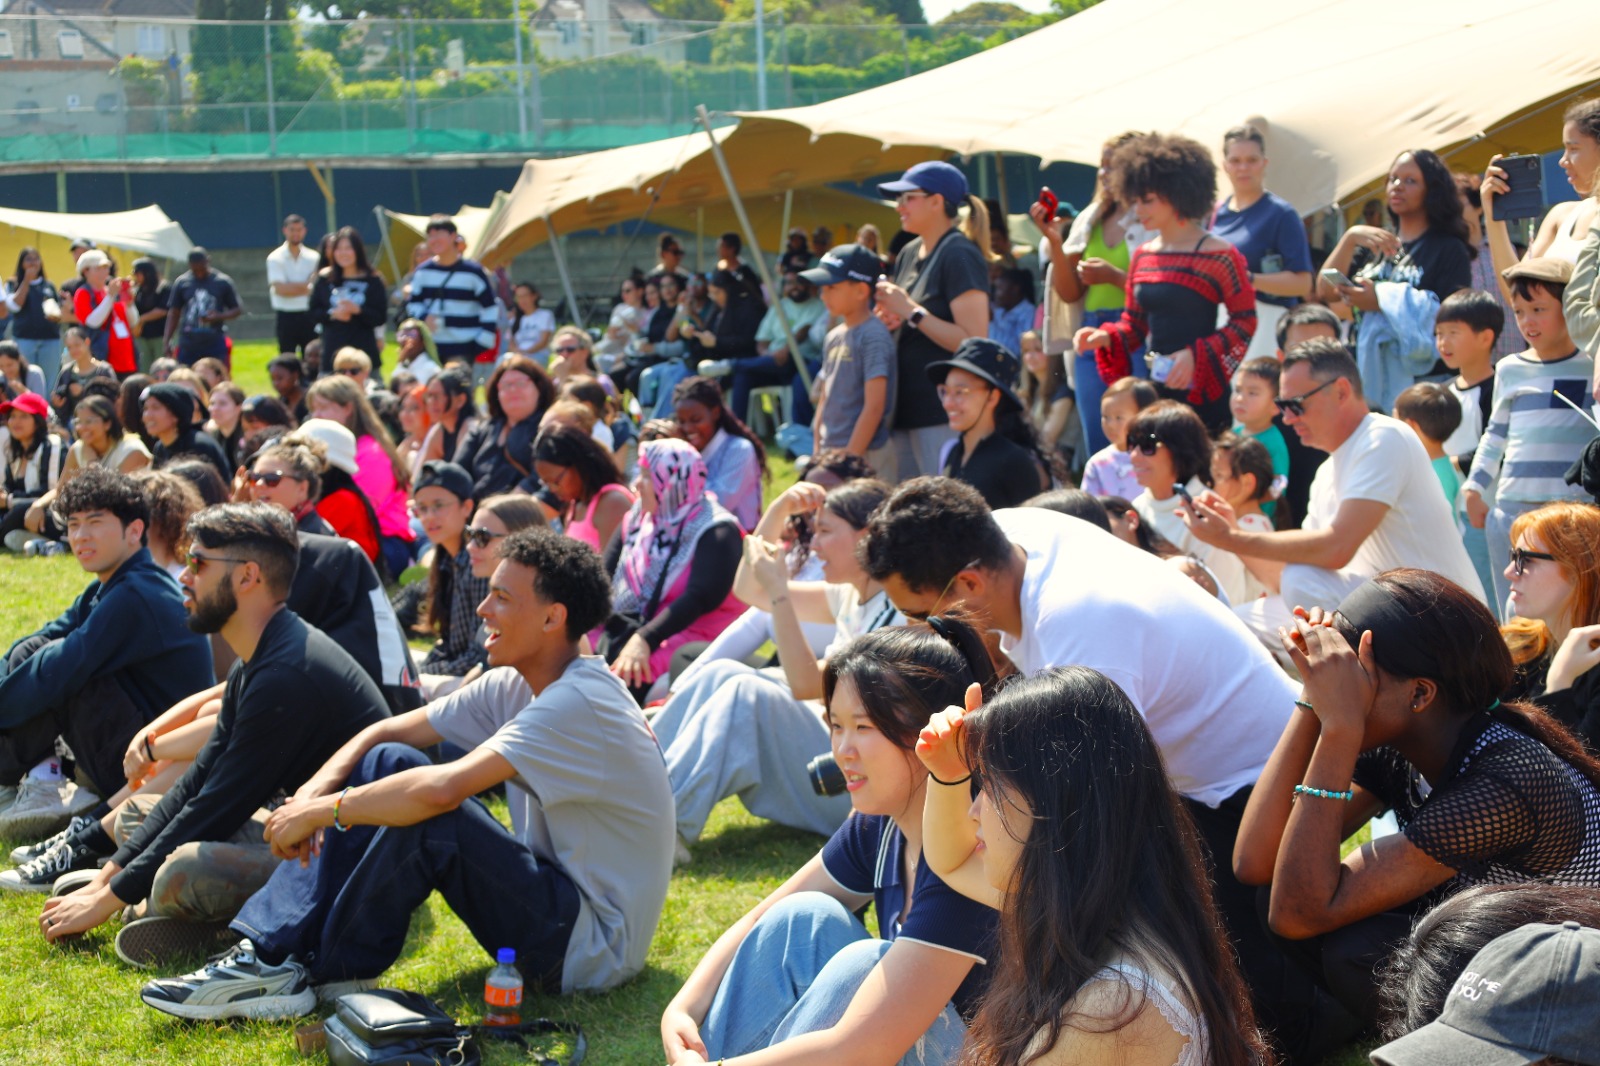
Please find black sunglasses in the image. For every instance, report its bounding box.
[465,526,507,548]
[1274,377,1338,417]
[249,471,302,487]
[1511,547,1556,576]
[1131,433,1163,456]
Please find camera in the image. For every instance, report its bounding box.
[807,753,846,797]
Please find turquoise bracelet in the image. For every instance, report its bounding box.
[1293,784,1354,802]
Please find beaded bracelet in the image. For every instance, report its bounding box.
[331,786,353,832]
[1294,699,1315,713]
[1293,784,1354,802]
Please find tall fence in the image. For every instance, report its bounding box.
[0,15,1038,163]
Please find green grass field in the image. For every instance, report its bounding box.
[0,342,1373,1064]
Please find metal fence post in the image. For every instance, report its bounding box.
[263,20,278,156]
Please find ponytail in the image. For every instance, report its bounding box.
[959,194,999,264]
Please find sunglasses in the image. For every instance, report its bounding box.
[904,559,981,623]
[553,345,583,355]
[184,549,249,573]
[465,526,507,548]
[1131,433,1164,456]
[1273,377,1338,417]
[249,471,302,487]
[1511,547,1556,576]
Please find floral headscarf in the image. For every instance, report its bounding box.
[614,438,735,615]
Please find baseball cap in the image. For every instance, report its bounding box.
[878,161,968,206]
[927,336,1024,413]
[1503,256,1573,287]
[1370,921,1600,1066]
[69,237,95,252]
[413,460,475,503]
[0,392,49,418]
[800,244,883,287]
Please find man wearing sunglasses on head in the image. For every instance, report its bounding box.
[34,502,389,969]
[1182,338,1486,649]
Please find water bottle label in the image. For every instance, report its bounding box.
[485,984,523,1008]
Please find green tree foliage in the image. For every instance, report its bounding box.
[936,1,1027,25]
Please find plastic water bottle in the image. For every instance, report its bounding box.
[484,947,523,1027]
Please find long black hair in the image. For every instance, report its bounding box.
[1391,148,1472,252]
[4,410,47,463]
[328,225,373,284]
[673,375,769,480]
[533,422,622,503]
[962,667,1270,1066]
[11,246,44,287]
[431,366,478,423]
[822,615,994,752]
[132,257,161,296]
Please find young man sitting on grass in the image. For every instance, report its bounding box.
[139,528,675,1021]
[34,503,391,967]
[0,467,212,841]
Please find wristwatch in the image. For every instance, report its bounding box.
[907,307,927,330]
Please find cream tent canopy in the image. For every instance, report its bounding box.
[0,205,195,281]
[374,194,512,284]
[733,0,1600,216]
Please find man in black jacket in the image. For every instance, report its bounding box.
[36,503,389,967]
[0,467,213,840]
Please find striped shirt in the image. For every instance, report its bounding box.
[403,257,499,360]
[1467,350,1597,504]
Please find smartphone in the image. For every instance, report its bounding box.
[1172,482,1205,519]
[1320,267,1355,289]
[1493,153,1545,221]
[1036,187,1060,220]
[1148,353,1175,384]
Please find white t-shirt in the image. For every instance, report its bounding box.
[514,308,556,363]
[264,243,320,312]
[426,659,674,992]
[1133,477,1260,604]
[821,583,902,659]
[992,508,1296,806]
[400,352,440,387]
[1303,413,1485,601]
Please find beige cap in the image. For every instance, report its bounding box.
[1502,256,1574,286]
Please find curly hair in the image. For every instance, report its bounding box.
[859,476,1014,594]
[1388,148,1471,250]
[497,527,613,639]
[1108,132,1217,222]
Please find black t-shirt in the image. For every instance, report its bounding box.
[167,271,241,337]
[891,231,991,430]
[1351,230,1472,302]
[134,282,171,339]
[943,432,1043,510]
[311,273,388,363]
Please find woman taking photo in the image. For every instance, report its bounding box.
[915,668,1270,1066]
[307,374,415,576]
[452,355,556,499]
[1482,100,1600,297]
[1212,125,1316,360]
[667,375,767,531]
[604,438,745,701]
[1502,502,1600,750]
[1234,569,1600,1031]
[652,477,898,851]
[3,247,63,387]
[310,226,388,371]
[72,249,136,376]
[417,366,478,469]
[532,422,632,551]
[874,161,994,478]
[1075,132,1257,432]
[0,393,67,551]
[660,621,997,1066]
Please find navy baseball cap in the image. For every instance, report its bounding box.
[800,244,883,287]
[414,460,475,503]
[878,161,968,206]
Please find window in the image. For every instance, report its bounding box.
[0,30,14,60]
[57,29,84,59]
[135,25,164,56]
[629,23,655,45]
[556,20,580,45]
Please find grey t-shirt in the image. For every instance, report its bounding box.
[426,658,674,992]
[818,316,897,450]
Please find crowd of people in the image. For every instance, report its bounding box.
[1,105,1600,1066]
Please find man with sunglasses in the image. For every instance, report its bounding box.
[35,502,389,966]
[1182,338,1485,646]
[0,467,213,840]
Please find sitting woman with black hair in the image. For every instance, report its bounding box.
[417,366,478,470]
[452,356,557,500]
[916,668,1271,1066]
[661,620,998,1066]
[0,393,67,552]
[664,375,767,531]
[532,422,633,552]
[650,476,899,854]
[1235,568,1600,1031]
[21,394,150,545]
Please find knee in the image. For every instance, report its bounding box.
[354,742,431,786]
[812,937,892,989]
[758,891,858,938]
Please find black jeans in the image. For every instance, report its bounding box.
[0,636,148,794]
[233,742,581,988]
[276,311,318,357]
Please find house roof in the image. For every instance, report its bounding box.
[530,0,664,24]
[18,0,195,17]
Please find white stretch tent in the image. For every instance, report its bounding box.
[0,205,195,280]
[734,0,1600,215]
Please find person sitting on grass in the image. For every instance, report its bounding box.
[141,383,231,483]
[1233,568,1600,1035]
[138,529,673,1021]
[915,668,1271,1066]
[411,461,487,701]
[32,503,390,969]
[0,467,213,840]
[660,620,998,1066]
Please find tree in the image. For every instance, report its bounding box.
[936,1,1027,25]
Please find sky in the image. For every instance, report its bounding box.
[921,0,1054,25]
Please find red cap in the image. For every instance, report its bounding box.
[0,392,48,418]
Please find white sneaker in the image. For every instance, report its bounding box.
[696,359,733,377]
[0,777,99,841]
[140,939,316,1020]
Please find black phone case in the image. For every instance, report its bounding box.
[1495,155,1544,221]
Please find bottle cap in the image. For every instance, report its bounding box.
[496,947,516,965]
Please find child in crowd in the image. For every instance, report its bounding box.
[1393,382,1465,505]
[1433,289,1503,475]
[1229,357,1289,517]
[1210,432,1283,597]
[1080,375,1157,500]
[803,244,896,477]
[1016,330,1073,464]
[1464,258,1597,613]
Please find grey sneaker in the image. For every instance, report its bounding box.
[0,777,99,841]
[0,838,101,894]
[0,784,15,815]
[314,976,380,1005]
[139,939,315,1020]
[115,916,240,971]
[696,359,733,377]
[10,814,95,864]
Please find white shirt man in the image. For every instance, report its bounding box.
[265,215,320,357]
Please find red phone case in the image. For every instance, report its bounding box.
[1037,188,1059,218]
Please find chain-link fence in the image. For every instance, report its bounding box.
[0,14,1038,163]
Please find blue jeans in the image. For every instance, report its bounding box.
[1461,522,1497,621]
[1487,498,1544,618]
[14,337,61,393]
[700,892,966,1065]
[1074,307,1135,456]
[232,743,581,988]
[726,354,789,427]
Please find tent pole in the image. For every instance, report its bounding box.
[693,105,812,394]
[993,151,1009,216]
[375,205,403,286]
[696,207,704,273]
[779,188,793,250]
[543,213,583,329]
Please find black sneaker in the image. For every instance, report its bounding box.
[115,916,240,971]
[0,838,101,894]
[140,939,315,1021]
[10,815,95,865]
